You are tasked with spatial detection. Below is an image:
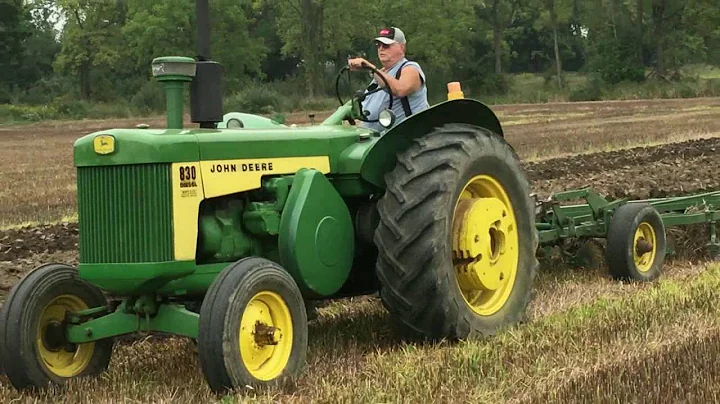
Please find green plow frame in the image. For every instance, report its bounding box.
[535,187,720,257]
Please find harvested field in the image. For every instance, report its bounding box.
[0,97,718,227]
[1,97,719,403]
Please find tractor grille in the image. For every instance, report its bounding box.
[77,164,173,263]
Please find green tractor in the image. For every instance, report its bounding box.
[0,1,538,393]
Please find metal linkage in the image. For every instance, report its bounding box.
[535,188,720,256]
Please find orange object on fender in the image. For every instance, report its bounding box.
[447,82,464,100]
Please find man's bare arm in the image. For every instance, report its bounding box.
[348,58,422,97]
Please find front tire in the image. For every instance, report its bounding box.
[197,257,308,393]
[0,263,113,390]
[374,124,539,340]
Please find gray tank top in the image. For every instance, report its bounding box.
[359,58,429,132]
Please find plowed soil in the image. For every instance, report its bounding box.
[526,136,720,200]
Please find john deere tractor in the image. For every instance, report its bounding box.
[0,1,538,393]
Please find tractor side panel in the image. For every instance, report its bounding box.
[199,156,331,198]
[170,162,205,261]
[359,98,505,188]
[278,169,354,297]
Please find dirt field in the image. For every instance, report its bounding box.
[0,97,719,402]
[0,97,717,227]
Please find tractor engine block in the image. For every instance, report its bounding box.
[196,177,291,264]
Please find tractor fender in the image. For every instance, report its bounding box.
[359,98,504,188]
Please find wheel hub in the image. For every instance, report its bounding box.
[41,320,70,352]
[239,291,293,381]
[253,322,282,346]
[453,197,511,292]
[633,223,657,272]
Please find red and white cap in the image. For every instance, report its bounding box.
[375,27,406,45]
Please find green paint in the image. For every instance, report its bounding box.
[151,56,195,130]
[76,164,173,264]
[66,301,199,343]
[78,261,197,295]
[163,81,186,129]
[536,188,720,249]
[243,177,292,235]
[193,125,361,166]
[74,124,373,171]
[360,98,504,188]
[158,262,228,296]
[279,169,354,297]
[197,199,255,264]
[74,130,200,167]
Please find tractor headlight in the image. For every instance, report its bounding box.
[227,118,244,129]
[379,109,396,128]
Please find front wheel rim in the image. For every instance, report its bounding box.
[36,294,95,378]
[239,291,294,381]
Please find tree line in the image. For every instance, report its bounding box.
[1,0,718,106]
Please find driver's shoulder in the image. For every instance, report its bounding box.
[400,60,425,76]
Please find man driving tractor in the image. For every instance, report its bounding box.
[348,27,429,131]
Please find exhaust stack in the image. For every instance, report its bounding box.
[190,0,224,129]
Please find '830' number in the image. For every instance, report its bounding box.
[179,166,196,181]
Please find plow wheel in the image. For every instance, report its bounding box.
[606,203,666,282]
[0,263,113,390]
[374,124,539,341]
[198,257,308,393]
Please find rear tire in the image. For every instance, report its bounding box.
[198,257,308,393]
[606,203,666,281]
[374,124,539,341]
[1,263,113,390]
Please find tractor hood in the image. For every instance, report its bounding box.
[73,125,371,169]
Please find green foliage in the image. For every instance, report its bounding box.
[130,80,165,114]
[568,76,602,101]
[224,85,283,114]
[0,103,58,122]
[584,30,645,85]
[0,0,717,123]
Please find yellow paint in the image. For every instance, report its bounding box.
[634,222,657,272]
[170,157,330,260]
[93,135,115,155]
[171,162,205,261]
[452,175,519,316]
[37,294,95,378]
[201,156,330,198]
[239,291,293,381]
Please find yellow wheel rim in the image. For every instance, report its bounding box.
[36,294,95,378]
[239,291,293,381]
[452,175,519,316]
[634,222,657,272]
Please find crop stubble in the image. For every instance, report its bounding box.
[0,97,719,402]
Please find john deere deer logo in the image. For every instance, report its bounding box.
[93,135,115,155]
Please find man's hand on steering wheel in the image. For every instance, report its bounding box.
[347,57,377,72]
[336,58,394,123]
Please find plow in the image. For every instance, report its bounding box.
[1,0,719,395]
[535,187,720,280]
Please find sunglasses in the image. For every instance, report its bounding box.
[375,42,393,49]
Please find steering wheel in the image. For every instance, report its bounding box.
[335,63,393,122]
